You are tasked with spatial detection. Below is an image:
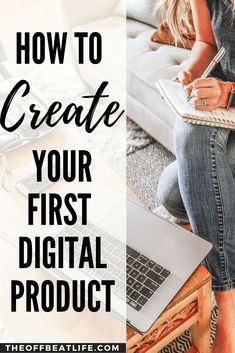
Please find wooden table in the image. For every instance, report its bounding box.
[127,190,212,353]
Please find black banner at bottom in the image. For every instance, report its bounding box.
[0,343,126,353]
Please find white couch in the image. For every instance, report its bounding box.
[126,0,192,152]
[56,0,192,153]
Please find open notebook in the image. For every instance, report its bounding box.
[156,79,235,130]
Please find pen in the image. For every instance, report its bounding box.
[187,46,226,101]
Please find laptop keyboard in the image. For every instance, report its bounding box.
[127,246,171,312]
[54,220,127,301]
[53,219,171,313]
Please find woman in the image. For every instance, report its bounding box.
[157,1,235,352]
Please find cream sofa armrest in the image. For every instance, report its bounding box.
[55,0,121,30]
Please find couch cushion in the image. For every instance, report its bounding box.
[127,0,162,28]
[127,18,191,128]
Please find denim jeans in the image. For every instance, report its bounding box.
[157,119,235,291]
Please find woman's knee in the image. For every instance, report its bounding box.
[174,120,229,161]
[174,120,212,159]
[157,162,181,211]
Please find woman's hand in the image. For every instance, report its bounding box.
[185,78,232,111]
[173,70,195,86]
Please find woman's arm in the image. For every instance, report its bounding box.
[178,0,217,85]
[186,0,217,78]
[181,0,232,110]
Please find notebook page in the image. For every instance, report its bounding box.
[158,79,235,123]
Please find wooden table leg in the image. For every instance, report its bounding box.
[190,280,212,353]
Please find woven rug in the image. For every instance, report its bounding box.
[127,124,218,352]
[127,119,155,155]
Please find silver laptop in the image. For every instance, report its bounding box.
[126,199,212,332]
[40,198,212,334]
[51,198,212,333]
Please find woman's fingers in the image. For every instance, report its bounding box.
[185,78,230,110]
[178,72,191,86]
[191,77,217,88]
[192,87,220,99]
[185,83,194,96]
[174,70,194,86]
[190,97,218,111]
[185,77,218,96]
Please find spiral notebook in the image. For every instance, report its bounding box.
[156,79,235,130]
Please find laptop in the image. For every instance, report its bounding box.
[125,200,212,332]
[50,198,212,333]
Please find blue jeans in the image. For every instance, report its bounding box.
[157,119,235,291]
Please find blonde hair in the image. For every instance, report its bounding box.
[157,0,235,45]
